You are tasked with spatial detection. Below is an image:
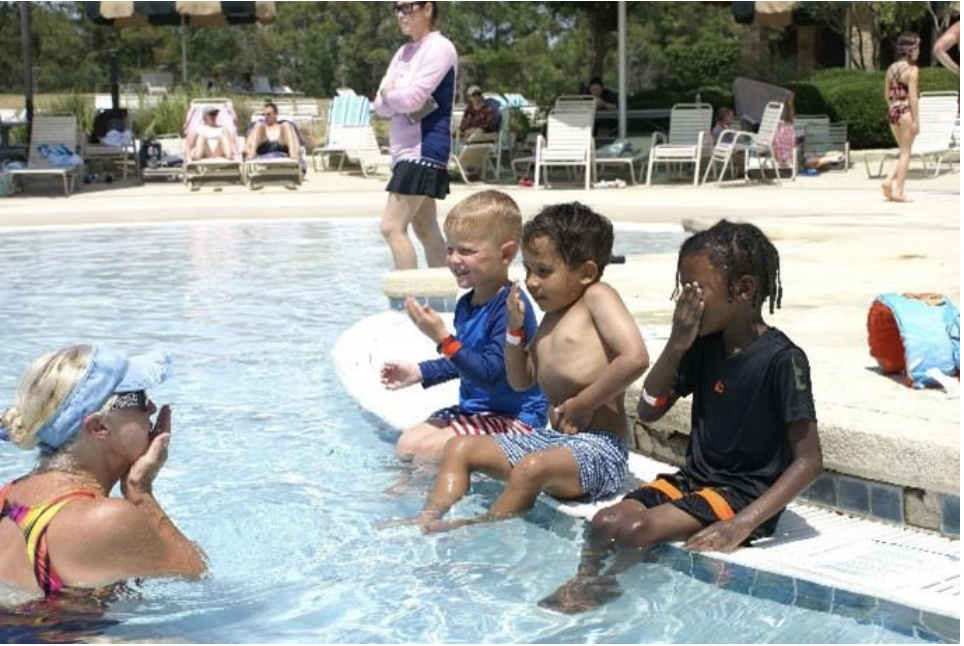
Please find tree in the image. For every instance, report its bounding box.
[800,1,930,70]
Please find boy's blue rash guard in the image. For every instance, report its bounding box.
[419,286,548,429]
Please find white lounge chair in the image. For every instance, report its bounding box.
[647,103,713,187]
[703,101,784,185]
[866,91,960,178]
[532,103,596,190]
[84,109,136,180]
[449,139,495,183]
[796,114,850,171]
[324,125,392,178]
[243,118,305,190]
[8,115,83,195]
[140,135,185,182]
[183,98,243,190]
[312,95,371,171]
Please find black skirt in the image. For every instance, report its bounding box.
[386,159,450,200]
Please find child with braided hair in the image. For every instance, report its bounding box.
[542,219,823,614]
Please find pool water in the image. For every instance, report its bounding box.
[0,220,930,643]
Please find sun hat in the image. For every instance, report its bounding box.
[6,347,173,452]
[466,85,482,97]
[202,105,220,116]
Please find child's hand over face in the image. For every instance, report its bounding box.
[404,296,449,344]
[506,281,526,331]
[381,361,422,390]
[669,282,704,353]
[553,396,592,435]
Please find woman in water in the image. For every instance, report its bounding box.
[1,345,205,603]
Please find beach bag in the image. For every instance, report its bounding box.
[139,138,164,169]
[867,293,960,388]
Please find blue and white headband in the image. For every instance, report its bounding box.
[0,347,171,452]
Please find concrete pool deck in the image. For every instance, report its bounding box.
[1,160,959,518]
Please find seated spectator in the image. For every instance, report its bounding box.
[712,107,736,144]
[0,345,205,601]
[459,86,498,142]
[588,77,618,111]
[773,94,796,167]
[245,101,301,160]
[186,106,237,161]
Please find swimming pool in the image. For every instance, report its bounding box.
[0,220,933,643]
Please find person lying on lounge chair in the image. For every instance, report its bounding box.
[244,101,300,161]
[186,106,237,161]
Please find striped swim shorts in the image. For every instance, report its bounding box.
[493,427,628,502]
[428,406,534,437]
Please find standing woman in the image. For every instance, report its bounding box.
[882,33,921,203]
[374,1,458,269]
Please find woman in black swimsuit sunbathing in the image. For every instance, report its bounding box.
[245,101,300,161]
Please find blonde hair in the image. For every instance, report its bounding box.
[443,190,523,246]
[0,345,93,450]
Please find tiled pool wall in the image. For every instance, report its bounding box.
[637,421,961,539]
[650,544,960,643]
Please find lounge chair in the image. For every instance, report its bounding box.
[795,114,850,172]
[865,91,960,179]
[322,124,392,178]
[595,139,648,185]
[8,115,83,195]
[183,98,243,191]
[312,94,371,171]
[530,102,596,189]
[647,103,713,187]
[702,101,784,185]
[84,108,136,180]
[243,116,306,190]
[140,135,185,182]
[449,137,495,183]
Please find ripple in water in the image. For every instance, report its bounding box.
[0,221,928,643]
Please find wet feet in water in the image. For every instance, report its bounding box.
[537,575,623,614]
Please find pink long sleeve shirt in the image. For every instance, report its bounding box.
[373,30,458,168]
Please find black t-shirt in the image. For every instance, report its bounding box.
[673,328,817,501]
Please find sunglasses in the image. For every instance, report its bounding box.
[108,390,152,413]
[393,2,426,16]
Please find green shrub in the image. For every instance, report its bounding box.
[133,91,191,137]
[132,90,256,138]
[37,93,95,133]
[629,67,957,147]
[787,68,958,149]
[506,106,532,141]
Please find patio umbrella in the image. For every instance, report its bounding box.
[731,1,799,27]
[86,1,277,27]
[86,1,277,87]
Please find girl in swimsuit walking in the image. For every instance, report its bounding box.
[882,33,921,203]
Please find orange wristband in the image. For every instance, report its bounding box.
[438,335,462,359]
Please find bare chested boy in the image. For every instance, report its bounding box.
[384,202,649,533]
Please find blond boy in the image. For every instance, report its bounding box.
[381,191,548,460]
[386,202,649,532]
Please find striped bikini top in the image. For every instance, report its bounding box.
[0,482,96,597]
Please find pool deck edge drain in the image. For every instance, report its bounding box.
[333,310,960,635]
